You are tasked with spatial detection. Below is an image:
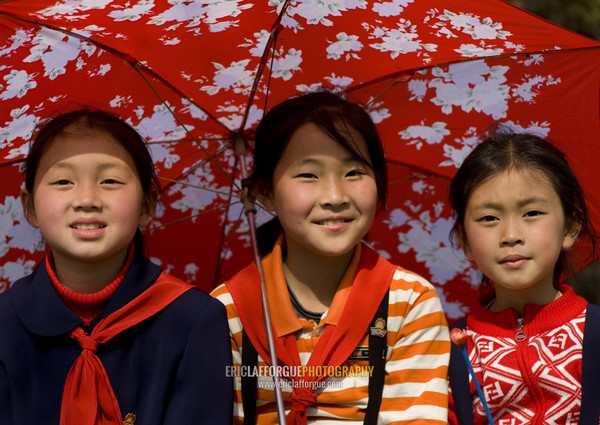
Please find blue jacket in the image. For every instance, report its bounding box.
[0,252,233,425]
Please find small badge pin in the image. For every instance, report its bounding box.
[370,317,387,338]
[123,413,136,424]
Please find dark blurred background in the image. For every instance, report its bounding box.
[507,0,600,40]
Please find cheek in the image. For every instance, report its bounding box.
[273,185,312,214]
[356,181,378,210]
[463,226,491,255]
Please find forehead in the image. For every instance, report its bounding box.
[282,122,369,161]
[40,127,133,166]
[469,168,558,204]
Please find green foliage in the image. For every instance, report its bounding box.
[507,0,600,40]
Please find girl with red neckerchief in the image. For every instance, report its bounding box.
[0,110,233,425]
[212,91,450,425]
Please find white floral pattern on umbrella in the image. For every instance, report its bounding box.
[1,0,599,320]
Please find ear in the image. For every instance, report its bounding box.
[138,211,152,228]
[256,192,275,212]
[138,202,154,228]
[462,241,474,260]
[250,179,275,212]
[562,221,581,250]
[20,190,39,228]
[455,229,473,259]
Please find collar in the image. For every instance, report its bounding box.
[469,284,587,337]
[9,249,162,337]
[47,245,135,325]
[263,236,361,337]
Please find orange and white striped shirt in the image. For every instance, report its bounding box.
[211,242,449,424]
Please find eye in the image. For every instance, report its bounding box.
[524,210,544,218]
[346,168,367,177]
[295,173,318,179]
[52,179,72,186]
[101,179,123,185]
[477,215,498,223]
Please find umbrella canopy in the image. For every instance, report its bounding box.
[1,0,599,320]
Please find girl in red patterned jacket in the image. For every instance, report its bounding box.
[447,128,600,424]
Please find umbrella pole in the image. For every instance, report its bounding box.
[235,137,287,425]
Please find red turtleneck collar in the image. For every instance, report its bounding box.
[46,246,135,326]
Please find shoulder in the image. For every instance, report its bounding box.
[0,290,31,349]
[210,283,242,335]
[0,291,15,322]
[210,282,231,302]
[585,302,600,325]
[388,265,442,304]
[210,282,236,312]
[385,265,448,336]
[158,273,226,319]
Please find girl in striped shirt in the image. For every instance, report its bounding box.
[212,90,450,424]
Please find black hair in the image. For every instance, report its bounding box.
[23,109,160,252]
[449,127,596,285]
[248,90,388,255]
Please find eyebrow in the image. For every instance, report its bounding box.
[474,197,549,210]
[294,155,365,167]
[51,161,126,171]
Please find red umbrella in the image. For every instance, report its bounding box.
[1,0,599,322]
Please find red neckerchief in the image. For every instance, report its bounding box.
[227,240,395,425]
[60,272,194,425]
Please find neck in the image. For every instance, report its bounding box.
[47,247,134,324]
[489,282,562,314]
[283,245,355,312]
[50,248,131,294]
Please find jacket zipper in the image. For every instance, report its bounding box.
[514,316,544,424]
[515,317,527,342]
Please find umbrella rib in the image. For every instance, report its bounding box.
[158,177,234,197]
[131,66,241,188]
[213,157,245,283]
[0,11,247,195]
[149,201,238,230]
[0,11,231,134]
[237,0,294,132]
[158,141,242,194]
[385,159,454,181]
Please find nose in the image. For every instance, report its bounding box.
[73,183,101,211]
[320,176,349,208]
[500,218,523,246]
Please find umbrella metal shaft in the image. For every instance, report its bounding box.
[236,137,286,425]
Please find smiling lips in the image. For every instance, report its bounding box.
[315,218,351,226]
[70,223,106,230]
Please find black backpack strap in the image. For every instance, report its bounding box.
[581,303,600,425]
[448,317,474,425]
[241,329,258,425]
[363,290,390,425]
[242,291,390,425]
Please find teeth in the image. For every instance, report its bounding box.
[72,224,105,230]
[319,220,346,226]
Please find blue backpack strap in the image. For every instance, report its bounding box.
[580,303,600,424]
[448,317,474,425]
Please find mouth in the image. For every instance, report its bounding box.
[314,218,352,226]
[500,254,527,262]
[70,224,107,230]
[499,254,529,267]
